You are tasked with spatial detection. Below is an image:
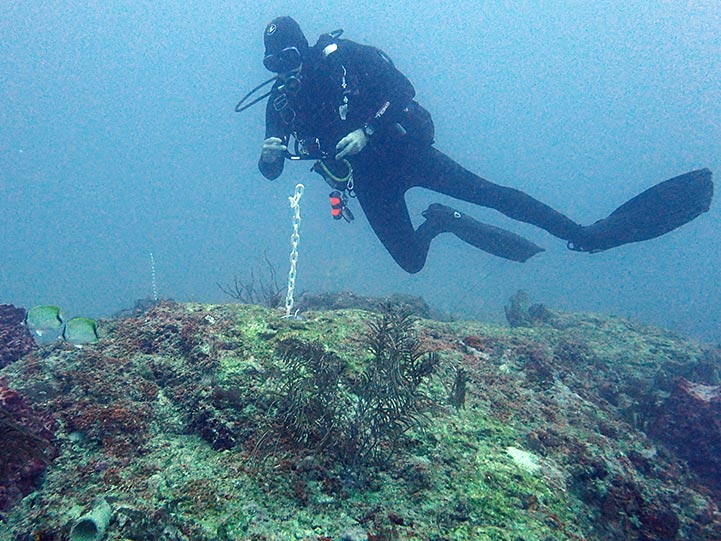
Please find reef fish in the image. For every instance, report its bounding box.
[62,317,98,345]
[25,305,64,337]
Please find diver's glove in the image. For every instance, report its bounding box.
[261,137,287,163]
[335,128,369,160]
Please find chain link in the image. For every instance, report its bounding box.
[285,183,304,317]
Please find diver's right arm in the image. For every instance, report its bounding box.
[258,137,287,180]
[258,91,288,180]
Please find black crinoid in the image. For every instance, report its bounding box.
[347,302,439,465]
[274,338,349,451]
[270,303,438,470]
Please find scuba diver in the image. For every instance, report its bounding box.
[245,16,713,273]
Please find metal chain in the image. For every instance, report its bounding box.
[285,183,304,317]
[149,251,158,302]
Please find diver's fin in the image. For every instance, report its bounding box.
[422,203,544,262]
[569,168,713,252]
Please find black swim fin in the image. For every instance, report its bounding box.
[422,203,544,262]
[568,168,713,252]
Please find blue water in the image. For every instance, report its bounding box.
[2,2,720,341]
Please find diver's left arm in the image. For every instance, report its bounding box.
[335,129,369,160]
[335,42,416,160]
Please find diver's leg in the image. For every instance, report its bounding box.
[353,167,431,273]
[412,147,582,241]
[421,203,544,262]
[412,148,713,251]
[354,159,543,270]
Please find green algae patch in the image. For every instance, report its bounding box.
[413,403,580,540]
[212,306,375,389]
[277,308,375,364]
[222,304,280,343]
[217,351,265,385]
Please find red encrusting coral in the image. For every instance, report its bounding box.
[0,377,57,512]
[55,351,158,458]
[0,304,37,369]
[651,378,721,497]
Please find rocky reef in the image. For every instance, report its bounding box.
[0,304,36,370]
[0,304,54,513]
[0,297,720,540]
[0,376,57,514]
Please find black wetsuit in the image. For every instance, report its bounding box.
[259,37,583,272]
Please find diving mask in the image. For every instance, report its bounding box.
[263,46,302,73]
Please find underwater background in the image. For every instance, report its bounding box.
[2,1,720,340]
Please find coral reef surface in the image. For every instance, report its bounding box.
[1,298,720,541]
